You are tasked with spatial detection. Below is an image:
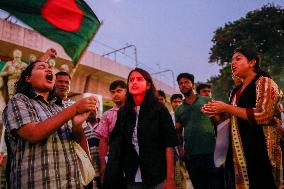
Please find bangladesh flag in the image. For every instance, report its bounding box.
[0,0,101,65]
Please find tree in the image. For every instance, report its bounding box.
[209,4,284,100]
[210,66,233,102]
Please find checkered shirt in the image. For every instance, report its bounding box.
[83,121,100,176]
[2,93,83,189]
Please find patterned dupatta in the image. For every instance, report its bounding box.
[230,76,284,189]
[231,94,250,189]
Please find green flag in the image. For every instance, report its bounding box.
[0,0,101,65]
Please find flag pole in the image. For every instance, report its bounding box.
[70,20,103,78]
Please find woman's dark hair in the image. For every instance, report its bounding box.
[123,68,160,115]
[234,45,271,78]
[15,60,56,99]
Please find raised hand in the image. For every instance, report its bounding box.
[201,100,228,116]
[44,48,57,58]
[72,111,90,127]
[74,96,98,114]
[39,48,57,62]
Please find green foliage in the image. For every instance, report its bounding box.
[209,4,284,99]
[210,65,233,102]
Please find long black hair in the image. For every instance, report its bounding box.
[15,60,56,100]
[123,68,160,115]
[234,45,271,78]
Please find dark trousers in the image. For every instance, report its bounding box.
[84,177,102,189]
[126,181,164,189]
[185,153,225,189]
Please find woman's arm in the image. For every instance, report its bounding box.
[16,97,96,143]
[201,101,248,120]
[164,147,176,189]
[202,77,283,125]
[251,77,282,125]
[71,112,90,143]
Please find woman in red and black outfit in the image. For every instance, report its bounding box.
[202,45,283,188]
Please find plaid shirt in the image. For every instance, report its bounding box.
[83,121,100,176]
[95,107,119,138]
[3,93,83,189]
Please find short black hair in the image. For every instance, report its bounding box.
[196,83,211,94]
[109,80,127,91]
[170,94,183,103]
[177,73,194,84]
[157,90,166,99]
[55,71,71,80]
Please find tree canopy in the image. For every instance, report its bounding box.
[209,4,284,101]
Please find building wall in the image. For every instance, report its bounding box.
[0,19,178,111]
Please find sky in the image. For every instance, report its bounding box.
[84,0,284,87]
[0,1,283,88]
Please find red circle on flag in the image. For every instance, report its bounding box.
[41,0,84,32]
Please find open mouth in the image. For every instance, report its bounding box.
[46,74,53,82]
[131,87,138,90]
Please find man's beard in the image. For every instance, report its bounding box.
[181,88,193,97]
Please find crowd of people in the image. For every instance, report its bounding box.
[0,44,283,189]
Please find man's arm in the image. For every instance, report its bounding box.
[99,137,108,181]
[175,122,184,158]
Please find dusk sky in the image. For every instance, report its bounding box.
[0,1,283,88]
[85,0,284,87]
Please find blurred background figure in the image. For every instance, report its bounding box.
[158,89,167,105]
[170,94,183,123]
[196,83,212,98]
[59,64,70,73]
[28,54,37,63]
[0,49,27,98]
[54,71,72,105]
[83,108,101,189]
[97,80,127,183]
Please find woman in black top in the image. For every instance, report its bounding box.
[105,68,179,189]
